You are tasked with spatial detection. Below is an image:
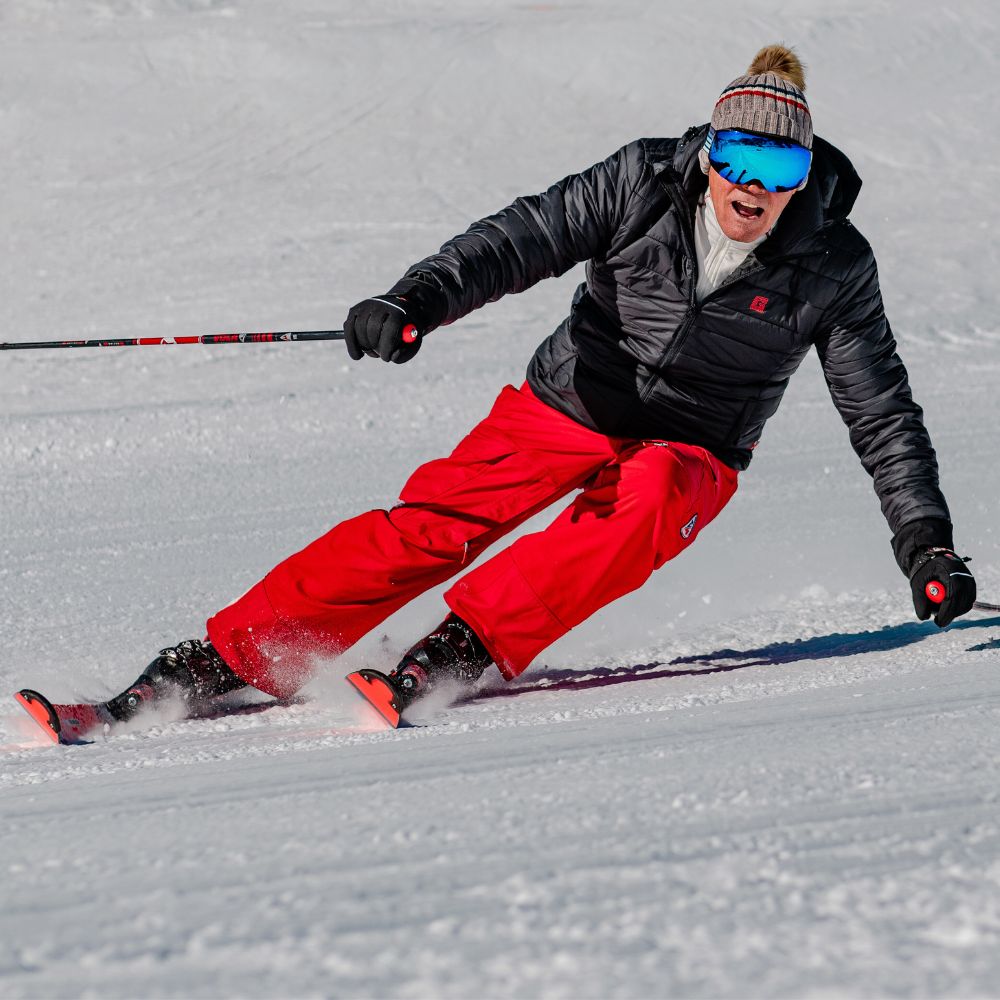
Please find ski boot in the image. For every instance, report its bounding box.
[15,639,247,745]
[105,638,247,723]
[347,613,492,728]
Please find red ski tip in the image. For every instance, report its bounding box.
[15,689,61,743]
[346,669,402,728]
[14,689,110,745]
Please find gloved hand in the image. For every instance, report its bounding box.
[909,547,976,627]
[344,294,424,363]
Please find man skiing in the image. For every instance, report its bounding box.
[16,45,977,739]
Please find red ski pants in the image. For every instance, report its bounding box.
[207,383,738,697]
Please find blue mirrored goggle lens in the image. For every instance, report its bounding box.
[708,129,812,193]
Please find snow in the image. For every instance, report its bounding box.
[2,1,999,997]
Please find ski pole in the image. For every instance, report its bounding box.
[0,330,346,350]
[0,325,421,351]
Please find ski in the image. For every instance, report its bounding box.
[13,686,307,746]
[20,594,999,747]
[345,669,405,729]
[14,689,115,745]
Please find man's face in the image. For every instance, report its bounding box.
[708,166,797,243]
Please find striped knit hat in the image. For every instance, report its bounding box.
[700,45,813,175]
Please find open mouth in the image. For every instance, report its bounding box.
[732,200,764,220]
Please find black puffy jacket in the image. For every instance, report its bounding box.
[389,125,951,557]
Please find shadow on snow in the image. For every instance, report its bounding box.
[471,615,1000,700]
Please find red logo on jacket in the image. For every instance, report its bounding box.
[750,295,769,313]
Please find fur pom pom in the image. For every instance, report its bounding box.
[748,44,806,92]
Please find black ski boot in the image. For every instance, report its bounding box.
[390,614,492,707]
[105,639,247,723]
[346,614,493,727]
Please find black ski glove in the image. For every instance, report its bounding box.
[909,547,977,627]
[344,294,425,363]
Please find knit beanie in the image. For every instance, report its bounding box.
[699,45,813,178]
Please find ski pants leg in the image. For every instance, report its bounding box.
[206,383,738,697]
[445,436,738,678]
[207,384,614,696]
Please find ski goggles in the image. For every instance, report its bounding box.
[705,128,812,193]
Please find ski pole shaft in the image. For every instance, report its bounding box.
[0,330,347,351]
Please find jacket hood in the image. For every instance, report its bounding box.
[809,136,862,220]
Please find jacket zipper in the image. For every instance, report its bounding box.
[639,176,701,402]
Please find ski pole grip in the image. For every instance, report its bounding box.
[402,324,420,344]
[925,580,947,604]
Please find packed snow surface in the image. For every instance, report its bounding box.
[2,2,999,997]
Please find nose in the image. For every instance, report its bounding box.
[739,179,767,195]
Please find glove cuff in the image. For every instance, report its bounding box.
[386,278,449,334]
[892,517,954,576]
[908,546,966,580]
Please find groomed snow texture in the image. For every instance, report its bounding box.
[2,2,999,998]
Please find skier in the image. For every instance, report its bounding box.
[18,45,978,737]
